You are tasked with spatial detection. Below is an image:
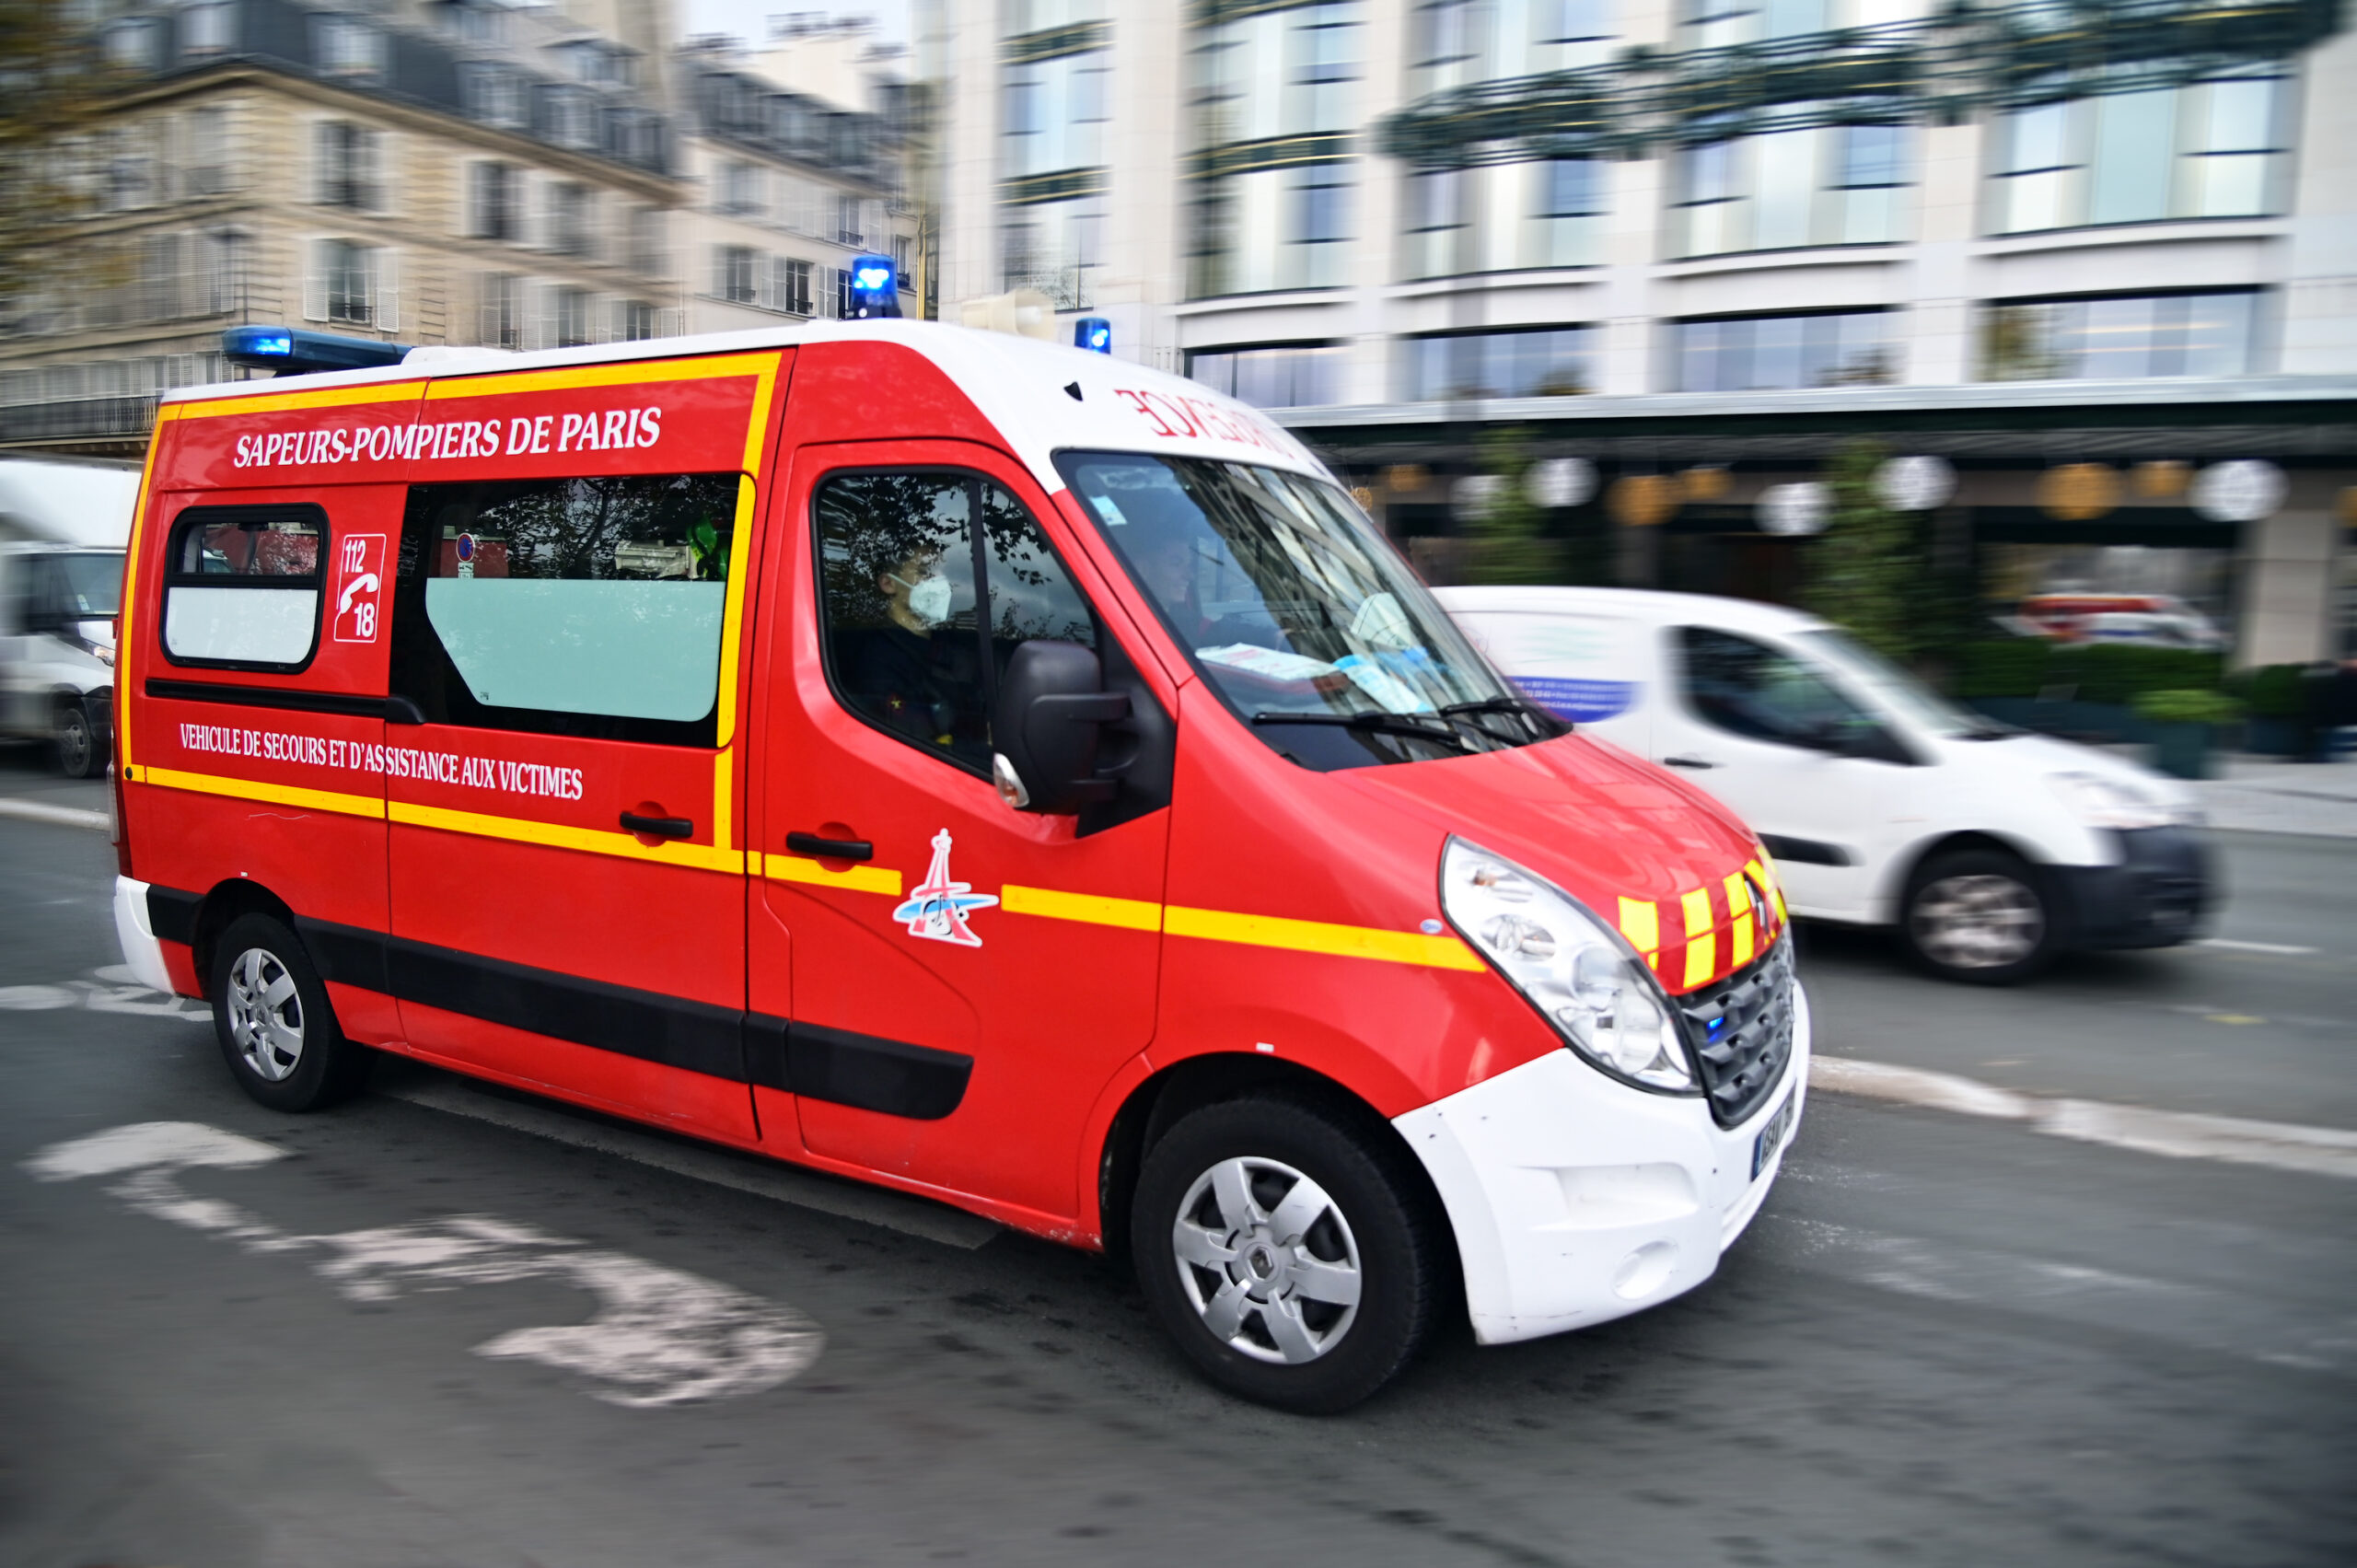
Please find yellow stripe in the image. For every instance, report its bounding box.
[116,404,176,773]
[763,854,903,897]
[1748,854,1788,924]
[712,749,733,856]
[1001,884,1162,932]
[420,353,778,401]
[1681,887,1716,988]
[1618,896,1659,956]
[392,799,743,872]
[712,472,759,752]
[134,764,384,819]
[1724,871,1755,969]
[173,382,425,418]
[1165,905,1484,971]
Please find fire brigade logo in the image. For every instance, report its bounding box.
[892,830,998,947]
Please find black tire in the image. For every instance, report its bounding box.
[1132,1093,1443,1414]
[1900,846,2056,985]
[54,699,104,780]
[208,913,372,1112]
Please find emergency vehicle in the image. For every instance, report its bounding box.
[110,322,1808,1411]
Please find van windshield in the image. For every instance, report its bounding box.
[50,552,124,618]
[1058,452,1558,769]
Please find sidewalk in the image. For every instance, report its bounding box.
[2185,754,2357,838]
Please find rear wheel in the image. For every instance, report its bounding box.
[208,914,372,1111]
[54,699,103,780]
[1132,1094,1442,1414]
[1901,847,2055,984]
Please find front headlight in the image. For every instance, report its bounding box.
[1440,837,1698,1095]
[2048,771,2174,830]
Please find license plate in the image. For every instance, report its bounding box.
[1750,1092,1795,1179]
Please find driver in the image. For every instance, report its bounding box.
[845,546,977,752]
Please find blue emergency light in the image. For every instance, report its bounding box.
[846,253,901,319]
[1074,317,1112,354]
[223,325,412,376]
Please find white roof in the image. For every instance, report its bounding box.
[0,459,141,548]
[1433,584,1831,637]
[164,320,1333,493]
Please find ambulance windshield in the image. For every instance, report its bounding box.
[1061,453,1562,769]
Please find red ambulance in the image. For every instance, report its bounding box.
[110,322,1807,1411]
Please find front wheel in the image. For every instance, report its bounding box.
[1132,1094,1443,1414]
[208,913,373,1111]
[54,700,104,780]
[1901,848,2056,984]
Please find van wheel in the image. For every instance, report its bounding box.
[54,701,102,780]
[1901,848,2055,984]
[208,914,372,1112]
[1132,1094,1440,1414]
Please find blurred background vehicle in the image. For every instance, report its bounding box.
[2000,592,2227,650]
[1443,585,2212,983]
[0,460,136,778]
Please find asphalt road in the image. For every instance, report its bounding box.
[2,752,2351,1567]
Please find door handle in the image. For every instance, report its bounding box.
[1662,755,1718,771]
[786,830,873,862]
[620,810,694,839]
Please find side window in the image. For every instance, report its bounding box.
[1678,625,1866,749]
[161,505,326,670]
[390,472,741,746]
[815,470,1094,774]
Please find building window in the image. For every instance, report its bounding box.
[772,257,814,315]
[618,300,658,342]
[187,107,234,196]
[717,245,758,304]
[626,206,665,277]
[1404,326,1596,401]
[105,18,161,71]
[313,15,386,78]
[1673,116,1910,257]
[470,162,520,242]
[1678,0,1898,51]
[200,228,245,316]
[139,233,184,321]
[1196,0,1360,148]
[1980,290,2261,380]
[892,234,913,289]
[308,240,393,330]
[1002,49,1110,181]
[541,86,598,151]
[314,122,382,212]
[554,287,593,347]
[1403,168,1464,281]
[1192,163,1357,296]
[546,182,594,260]
[1991,75,2285,234]
[718,161,762,216]
[1674,310,1896,391]
[462,64,527,129]
[1188,343,1343,409]
[1412,0,1613,97]
[182,2,235,55]
[837,193,867,249]
[1004,195,1102,307]
[480,273,524,348]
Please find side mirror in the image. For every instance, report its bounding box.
[992,640,1130,815]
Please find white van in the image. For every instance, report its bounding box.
[1438,587,2213,983]
[0,542,122,777]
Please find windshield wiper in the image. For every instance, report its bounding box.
[1442,694,1570,739]
[1250,710,1475,754]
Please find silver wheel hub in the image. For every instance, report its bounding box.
[1912,873,2043,969]
[1171,1155,1363,1365]
[225,947,305,1082]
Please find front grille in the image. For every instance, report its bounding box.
[1677,936,1796,1128]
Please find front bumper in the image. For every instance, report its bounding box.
[2054,825,2212,951]
[1394,984,1809,1347]
[113,875,176,997]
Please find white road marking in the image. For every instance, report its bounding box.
[2196,936,2320,956]
[24,1121,824,1406]
[379,1073,1002,1249]
[0,797,109,831]
[0,984,81,1011]
[0,970,208,1017]
[1810,1057,2357,1180]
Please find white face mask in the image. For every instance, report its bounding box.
[889,571,953,629]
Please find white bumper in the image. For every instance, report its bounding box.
[1394,984,1810,1346]
[113,876,177,997]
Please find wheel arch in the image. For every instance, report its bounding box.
[1094,1051,1454,1284]
[1881,828,2053,923]
[188,878,298,1000]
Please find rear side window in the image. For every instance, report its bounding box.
[160,505,327,670]
[389,472,742,746]
[814,470,1095,776]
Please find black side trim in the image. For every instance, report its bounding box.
[284,916,973,1118]
[1759,833,1852,867]
[787,1024,973,1121]
[146,679,396,720]
[146,886,202,946]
